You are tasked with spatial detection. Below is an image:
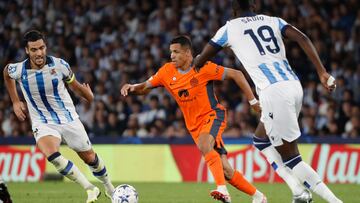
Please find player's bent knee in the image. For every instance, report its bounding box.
[87,153,100,167]
[77,149,96,164]
[254,122,267,139]
[197,141,213,155]
[37,136,61,157]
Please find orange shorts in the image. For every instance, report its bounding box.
[190,110,227,154]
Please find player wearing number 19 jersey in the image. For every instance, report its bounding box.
[209,10,303,145]
[210,13,298,92]
[194,1,341,203]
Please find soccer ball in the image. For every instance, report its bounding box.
[111,184,138,203]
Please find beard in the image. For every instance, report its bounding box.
[33,56,45,67]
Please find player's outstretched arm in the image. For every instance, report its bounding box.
[224,68,261,112]
[284,25,336,92]
[3,65,27,121]
[67,79,94,103]
[194,43,222,72]
[121,82,152,96]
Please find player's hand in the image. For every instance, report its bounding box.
[79,83,94,103]
[121,84,135,96]
[251,102,261,113]
[194,55,203,73]
[319,72,336,92]
[13,101,27,121]
[194,66,201,73]
[82,83,93,96]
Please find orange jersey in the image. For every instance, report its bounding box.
[148,61,227,134]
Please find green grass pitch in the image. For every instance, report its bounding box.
[8,182,358,203]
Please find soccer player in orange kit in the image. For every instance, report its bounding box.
[121,35,267,203]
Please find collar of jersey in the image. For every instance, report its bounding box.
[25,56,54,69]
[177,61,194,75]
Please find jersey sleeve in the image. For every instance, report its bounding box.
[276,17,290,37]
[58,58,75,83]
[202,61,226,81]
[7,63,22,80]
[147,65,166,87]
[209,23,229,49]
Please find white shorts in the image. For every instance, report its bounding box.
[32,119,92,152]
[259,81,303,146]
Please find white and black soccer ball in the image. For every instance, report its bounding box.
[111,184,138,203]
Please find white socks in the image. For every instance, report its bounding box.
[88,154,110,183]
[261,146,305,196]
[88,154,114,194]
[217,185,229,194]
[253,136,304,196]
[291,161,342,203]
[48,152,93,190]
[252,190,265,202]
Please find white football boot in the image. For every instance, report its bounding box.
[252,192,267,203]
[86,186,101,203]
[292,189,313,203]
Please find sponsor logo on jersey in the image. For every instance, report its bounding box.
[8,65,17,74]
[178,89,189,98]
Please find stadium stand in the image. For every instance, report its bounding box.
[0,0,359,140]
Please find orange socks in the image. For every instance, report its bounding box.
[204,150,257,197]
[228,170,256,195]
[204,150,226,186]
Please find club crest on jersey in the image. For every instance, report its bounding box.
[215,65,220,73]
[50,68,57,75]
[190,77,198,87]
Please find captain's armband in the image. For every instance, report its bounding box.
[65,73,75,84]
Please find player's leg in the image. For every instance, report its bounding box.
[35,124,99,203]
[0,177,12,203]
[77,149,114,198]
[276,140,342,203]
[63,119,114,198]
[253,122,309,200]
[36,135,96,192]
[221,154,267,203]
[197,132,230,202]
[261,82,342,203]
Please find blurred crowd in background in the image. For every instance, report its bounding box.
[0,0,359,139]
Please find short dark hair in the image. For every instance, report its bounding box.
[233,0,255,11]
[23,30,45,47]
[170,35,193,52]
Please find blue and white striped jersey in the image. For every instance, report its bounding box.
[210,13,298,91]
[8,56,79,125]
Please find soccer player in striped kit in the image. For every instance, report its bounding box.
[3,30,114,203]
[194,1,342,203]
